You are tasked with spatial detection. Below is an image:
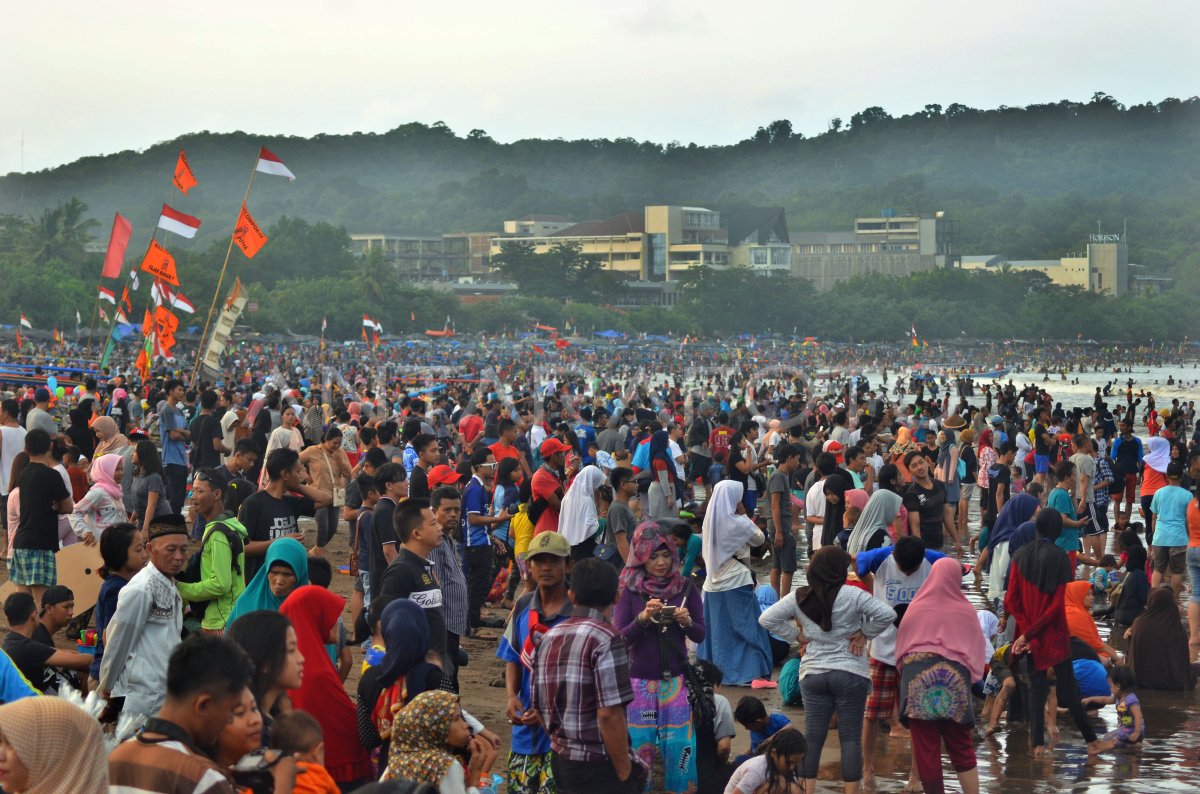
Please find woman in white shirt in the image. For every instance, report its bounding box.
[69,454,126,543]
[698,480,773,686]
[760,546,895,794]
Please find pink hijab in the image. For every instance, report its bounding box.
[90,455,123,502]
[846,489,869,512]
[895,557,988,681]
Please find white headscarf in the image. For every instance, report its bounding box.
[701,480,759,574]
[559,465,605,546]
[847,489,903,555]
[1144,435,1170,474]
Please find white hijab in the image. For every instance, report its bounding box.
[559,465,605,545]
[701,480,759,574]
[847,489,903,555]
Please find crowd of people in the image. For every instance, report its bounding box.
[0,340,1193,793]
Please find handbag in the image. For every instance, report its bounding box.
[323,452,346,508]
[593,517,622,568]
[655,588,715,727]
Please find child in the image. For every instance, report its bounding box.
[725,728,806,794]
[1090,555,1118,596]
[733,696,791,762]
[1011,465,1026,495]
[1094,667,1144,751]
[64,446,89,502]
[270,710,340,794]
[982,643,1016,735]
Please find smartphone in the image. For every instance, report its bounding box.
[659,606,677,619]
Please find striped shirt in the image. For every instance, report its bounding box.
[428,535,469,636]
[109,737,234,793]
[530,608,634,763]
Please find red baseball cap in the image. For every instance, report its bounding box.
[540,438,574,456]
[428,464,462,487]
[823,440,845,464]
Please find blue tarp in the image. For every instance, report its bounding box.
[594,330,624,338]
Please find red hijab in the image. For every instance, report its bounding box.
[279,586,372,784]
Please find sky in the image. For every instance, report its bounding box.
[3,0,1198,175]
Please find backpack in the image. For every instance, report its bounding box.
[711,429,733,464]
[177,519,244,620]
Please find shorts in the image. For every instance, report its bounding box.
[959,483,976,505]
[989,653,1013,685]
[771,529,797,574]
[1034,454,1050,474]
[1187,547,1200,604]
[10,549,56,587]
[507,750,553,794]
[743,489,759,516]
[865,658,900,720]
[1152,545,1186,576]
[1116,474,1138,505]
[353,571,365,593]
[1082,503,1108,537]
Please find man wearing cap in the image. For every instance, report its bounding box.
[99,514,188,719]
[497,531,573,794]
[25,388,57,437]
[532,438,571,536]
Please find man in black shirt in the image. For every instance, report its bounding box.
[12,429,72,606]
[407,433,440,500]
[2,589,89,693]
[902,450,959,556]
[985,443,1017,526]
[238,448,329,581]
[367,463,408,597]
[190,390,225,470]
[377,497,447,667]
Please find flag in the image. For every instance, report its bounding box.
[75,310,80,326]
[19,314,31,330]
[100,213,133,280]
[255,147,296,180]
[410,311,416,322]
[53,328,61,344]
[321,316,327,333]
[362,314,374,329]
[555,338,569,349]
[135,334,152,379]
[129,269,140,291]
[233,203,267,258]
[142,309,153,337]
[372,330,380,347]
[173,149,197,194]
[115,310,131,326]
[140,240,179,286]
[99,306,109,323]
[14,330,21,351]
[119,285,133,314]
[361,326,368,344]
[98,286,117,304]
[532,344,545,354]
[151,282,195,314]
[157,204,202,239]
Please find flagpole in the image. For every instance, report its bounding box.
[192,161,257,385]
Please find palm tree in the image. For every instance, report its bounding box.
[21,198,98,265]
[343,247,396,313]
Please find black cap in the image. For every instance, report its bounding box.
[41,585,74,607]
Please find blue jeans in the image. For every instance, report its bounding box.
[1187,547,1200,604]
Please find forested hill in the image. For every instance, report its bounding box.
[2,94,1198,269]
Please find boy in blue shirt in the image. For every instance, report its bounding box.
[497,531,574,794]
[1047,461,1090,568]
[733,696,791,762]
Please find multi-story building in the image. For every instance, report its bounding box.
[790,213,952,290]
[489,205,789,281]
[503,215,575,237]
[959,234,1130,296]
[350,234,471,279]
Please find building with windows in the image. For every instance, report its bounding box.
[489,205,789,281]
[350,234,471,279]
[958,234,1130,296]
[503,215,576,237]
[790,213,952,290]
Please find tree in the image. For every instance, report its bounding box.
[849,106,892,130]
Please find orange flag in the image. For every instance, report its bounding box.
[233,203,267,258]
[173,149,197,194]
[140,240,179,286]
[153,305,180,339]
[142,309,153,337]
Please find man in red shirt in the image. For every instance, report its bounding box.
[532,438,572,536]
[708,414,734,467]
[458,408,484,453]
[490,418,532,482]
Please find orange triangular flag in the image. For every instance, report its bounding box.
[173,149,197,194]
[153,306,180,339]
[141,309,153,337]
[140,240,179,286]
[233,203,268,258]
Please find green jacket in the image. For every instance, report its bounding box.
[177,517,248,630]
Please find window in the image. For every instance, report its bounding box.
[751,249,769,266]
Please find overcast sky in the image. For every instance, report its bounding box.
[3,0,1197,175]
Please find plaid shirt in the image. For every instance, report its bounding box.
[1094,456,1114,510]
[530,607,634,762]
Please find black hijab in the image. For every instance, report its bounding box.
[821,474,850,547]
[1010,508,1072,595]
[1130,586,1195,691]
[795,545,850,632]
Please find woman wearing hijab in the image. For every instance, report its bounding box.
[1064,581,1120,663]
[848,485,903,554]
[280,585,374,787]
[228,537,310,625]
[1003,509,1102,755]
[0,695,108,793]
[821,474,850,548]
[699,480,773,686]
[1128,586,1196,690]
[381,690,497,793]
[1141,436,1171,543]
[558,464,606,559]
[108,388,130,435]
[614,521,706,794]
[91,415,129,460]
[645,430,679,521]
[895,557,989,794]
[68,453,126,543]
[358,599,441,773]
[760,546,895,793]
[985,493,1040,605]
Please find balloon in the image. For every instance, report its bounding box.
[46,375,57,390]
[74,385,83,395]
[55,386,65,398]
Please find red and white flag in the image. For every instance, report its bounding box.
[116,309,131,325]
[151,283,196,314]
[255,147,295,181]
[19,314,32,330]
[321,316,327,333]
[157,204,202,239]
[98,286,117,304]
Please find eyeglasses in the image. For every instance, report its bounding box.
[478,462,497,469]
[193,469,219,484]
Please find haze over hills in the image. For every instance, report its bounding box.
[1,94,1198,271]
